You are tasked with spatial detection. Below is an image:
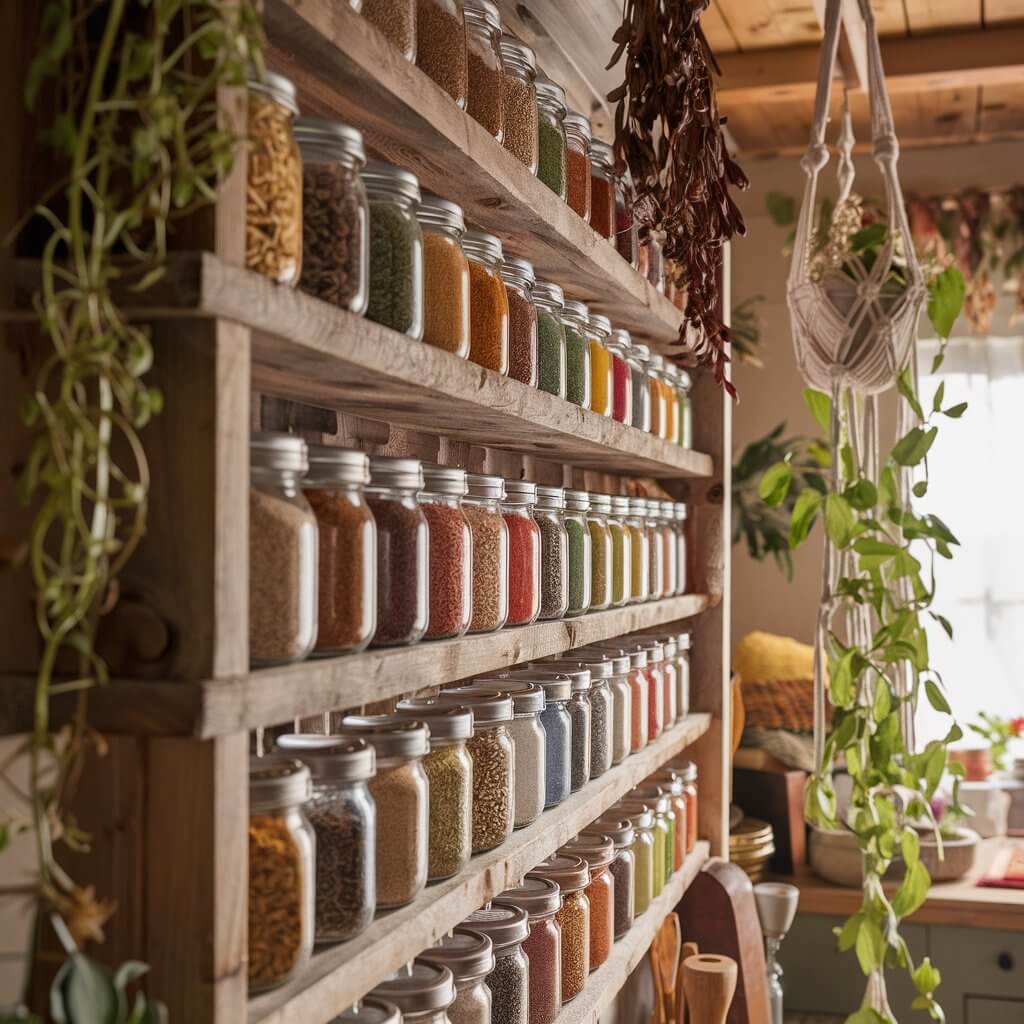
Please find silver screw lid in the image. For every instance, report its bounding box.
[589,138,615,171]
[503,478,538,504]
[610,495,631,516]
[305,445,370,486]
[529,853,590,893]
[561,299,590,325]
[332,997,402,1024]
[561,833,615,869]
[251,432,308,474]
[463,0,501,33]
[588,312,613,338]
[462,230,504,265]
[362,160,422,206]
[421,463,469,497]
[506,667,572,703]
[274,735,375,783]
[248,69,299,115]
[499,255,536,289]
[535,75,567,114]
[674,502,689,521]
[582,817,636,849]
[532,280,565,309]
[563,489,590,512]
[293,117,366,165]
[469,678,545,715]
[609,328,633,350]
[466,473,506,501]
[588,492,612,514]
[417,193,466,234]
[498,34,537,76]
[249,756,311,811]
[563,110,593,144]
[542,654,610,680]
[534,485,565,511]
[434,686,513,723]
[368,455,425,491]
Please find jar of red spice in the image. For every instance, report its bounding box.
[496,876,562,1024]
[304,445,377,656]
[677,760,698,853]
[674,502,689,595]
[560,833,614,972]
[464,230,510,375]
[564,111,592,222]
[464,474,509,634]
[366,457,429,646]
[605,329,634,425]
[633,637,665,740]
[529,854,590,1002]
[502,479,542,627]
[420,465,473,640]
[500,256,539,388]
[588,139,615,241]
[614,169,640,268]
[533,486,569,621]
[592,642,648,752]
[581,818,635,939]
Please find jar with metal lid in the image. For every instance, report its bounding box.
[295,117,369,312]
[250,433,318,666]
[625,497,650,603]
[564,111,592,221]
[418,194,471,358]
[362,0,417,60]
[560,300,592,410]
[333,997,402,1024]
[498,35,538,173]
[643,500,666,601]
[536,76,568,200]
[367,457,429,646]
[647,353,669,440]
[533,486,568,621]
[633,637,665,740]
[420,928,495,1024]
[676,370,693,448]
[372,960,457,1024]
[674,503,689,595]
[417,0,468,106]
[502,480,542,627]
[614,169,640,268]
[363,161,424,338]
[275,736,377,944]
[615,805,655,914]
[339,717,430,907]
[435,688,515,851]
[304,446,377,656]
[420,465,473,640]
[496,877,562,1024]
[581,818,635,938]
[643,231,665,293]
[464,0,504,140]
[593,643,648,752]
[560,834,614,971]
[542,657,608,780]
[246,71,302,286]
[630,789,674,888]
[677,761,698,853]
[516,670,571,807]
[248,757,315,991]
[464,474,509,634]
[629,342,652,433]
[561,490,592,617]
[586,493,612,612]
[659,499,678,598]
[393,700,474,880]
[462,904,530,1024]
[463,230,510,374]
[530,855,590,1002]
[650,768,687,870]
[586,312,614,418]
[588,139,616,241]
[501,256,538,387]
[566,667,592,791]
[608,495,631,608]
[590,650,632,764]
[533,280,567,399]
[650,632,679,726]
[660,361,682,445]
[675,631,691,715]
[605,329,633,425]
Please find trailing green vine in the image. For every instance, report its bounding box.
[4,0,260,1015]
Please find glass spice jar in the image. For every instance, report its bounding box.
[594,643,648,753]
[608,496,631,608]
[678,760,698,853]
[339,717,430,908]
[274,736,376,944]
[248,757,315,992]
[674,502,689,595]
[295,117,369,313]
[530,855,590,1002]
[536,76,568,200]
[616,805,655,914]
[496,877,562,1024]
[620,799,665,896]
[250,433,318,666]
[500,256,539,387]
[630,789,674,887]
[566,667,592,792]
[533,485,569,621]
[587,312,614,418]
[304,445,376,657]
[643,500,665,601]
[660,362,682,447]
[533,280,567,399]
[464,474,509,634]
[625,497,650,604]
[643,231,665,293]
[676,369,693,448]
[675,631,691,716]
[604,651,633,765]
[417,0,468,107]
[647,631,679,727]
[436,688,515,852]
[541,656,608,780]
[464,0,504,141]
[560,299,592,410]
[498,35,538,173]
[246,71,302,286]
[659,500,679,599]
[462,904,530,1024]
[333,997,402,1024]
[605,329,634,426]
[463,230,510,374]
[417,193,471,358]
[362,0,417,61]
[372,960,457,1024]
[564,111,592,222]
[562,490,592,617]
[588,139,616,241]
[647,353,669,440]
[582,818,635,939]
[586,493,613,612]
[420,465,473,641]
[614,169,640,268]
[420,928,495,1024]
[650,768,687,870]
[560,834,615,972]
[366,456,429,646]
[633,637,665,740]
[502,480,542,627]
[629,342,652,433]
[393,700,474,881]
[363,160,425,338]
[529,671,572,808]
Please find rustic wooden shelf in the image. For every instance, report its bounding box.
[261,0,685,344]
[248,720,712,1024]
[553,841,711,1024]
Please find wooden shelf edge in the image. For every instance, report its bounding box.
[247,720,712,1024]
[553,840,711,1024]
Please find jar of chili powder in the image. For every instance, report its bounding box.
[502,479,542,627]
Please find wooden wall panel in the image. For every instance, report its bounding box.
[978,83,1024,134]
[903,0,982,31]
[985,0,1024,22]
[702,1,741,53]
[715,0,822,49]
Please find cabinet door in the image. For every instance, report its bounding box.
[965,997,1024,1023]
[931,926,1024,1005]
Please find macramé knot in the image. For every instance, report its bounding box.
[872,134,900,166]
[801,143,830,175]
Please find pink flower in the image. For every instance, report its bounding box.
[1010,716,1024,737]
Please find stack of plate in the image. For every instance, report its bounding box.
[730,817,775,881]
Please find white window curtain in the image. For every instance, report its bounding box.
[915,335,1024,746]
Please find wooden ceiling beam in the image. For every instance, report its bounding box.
[812,0,869,92]
[715,25,1024,105]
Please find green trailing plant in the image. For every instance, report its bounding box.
[3,0,261,1015]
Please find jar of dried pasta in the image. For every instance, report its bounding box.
[464,230,510,374]
[581,818,635,939]
[362,0,417,61]
[246,71,302,286]
[420,464,473,640]
[416,0,468,107]
[339,716,430,908]
[560,834,615,971]
[463,0,504,141]
[420,928,495,1024]
[372,960,458,1024]
[248,757,315,992]
[498,35,538,173]
[530,855,590,1002]
[418,194,471,358]
[464,474,509,634]
[462,904,530,1024]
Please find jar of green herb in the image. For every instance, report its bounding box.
[586,492,612,612]
[533,280,567,399]
[560,299,592,410]
[536,76,567,200]
[562,489,592,617]
[608,495,631,608]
